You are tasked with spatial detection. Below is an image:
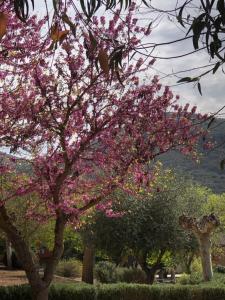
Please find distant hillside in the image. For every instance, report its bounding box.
[158,118,225,193]
[0,151,31,174]
[0,118,225,193]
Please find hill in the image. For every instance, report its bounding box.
[158,118,225,193]
[0,118,225,193]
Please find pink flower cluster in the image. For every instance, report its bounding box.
[0,3,206,223]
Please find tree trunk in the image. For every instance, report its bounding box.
[138,250,165,285]
[185,253,194,274]
[179,214,219,281]
[82,243,95,284]
[0,206,66,300]
[170,268,176,283]
[5,237,12,269]
[32,286,49,300]
[198,234,213,281]
[145,268,157,284]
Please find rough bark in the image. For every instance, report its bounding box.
[138,250,165,284]
[0,206,66,300]
[199,234,213,281]
[179,213,220,281]
[145,267,158,284]
[82,243,95,284]
[5,237,12,269]
[170,268,176,283]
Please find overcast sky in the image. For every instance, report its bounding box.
[138,0,225,115]
[35,0,225,115]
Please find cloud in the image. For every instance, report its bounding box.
[138,0,225,114]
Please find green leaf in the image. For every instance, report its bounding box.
[80,0,88,18]
[14,0,31,22]
[177,77,192,83]
[197,82,202,96]
[106,0,117,10]
[210,42,215,58]
[217,0,225,24]
[142,0,151,7]
[213,62,221,74]
[177,2,186,28]
[190,77,199,82]
[192,18,206,49]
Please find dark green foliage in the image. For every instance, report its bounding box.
[0,285,32,300]
[95,262,147,284]
[1,283,225,300]
[0,284,95,300]
[55,259,82,278]
[215,265,225,274]
[2,251,23,269]
[96,284,225,300]
[95,261,118,283]
[116,268,146,283]
[179,272,203,285]
[50,284,95,300]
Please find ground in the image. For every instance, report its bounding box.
[0,265,81,286]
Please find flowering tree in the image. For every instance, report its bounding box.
[0,2,206,300]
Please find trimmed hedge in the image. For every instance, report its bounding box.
[1,283,225,300]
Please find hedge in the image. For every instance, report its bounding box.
[1,283,225,300]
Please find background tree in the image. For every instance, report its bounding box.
[90,169,208,284]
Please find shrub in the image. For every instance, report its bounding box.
[116,267,146,283]
[50,284,95,300]
[95,261,117,283]
[0,285,32,300]
[178,273,191,285]
[1,283,225,300]
[178,272,202,285]
[55,259,82,278]
[191,258,202,274]
[189,272,202,285]
[215,265,225,274]
[97,284,225,300]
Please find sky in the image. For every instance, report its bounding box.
[137,0,225,115]
[35,0,225,115]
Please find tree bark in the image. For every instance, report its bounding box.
[0,206,66,300]
[5,237,12,269]
[179,214,219,282]
[138,250,165,285]
[198,234,213,281]
[145,268,157,284]
[82,243,95,284]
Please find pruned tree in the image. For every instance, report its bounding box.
[179,213,220,281]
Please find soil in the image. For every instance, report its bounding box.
[0,265,81,286]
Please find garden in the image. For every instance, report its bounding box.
[0,0,225,299]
